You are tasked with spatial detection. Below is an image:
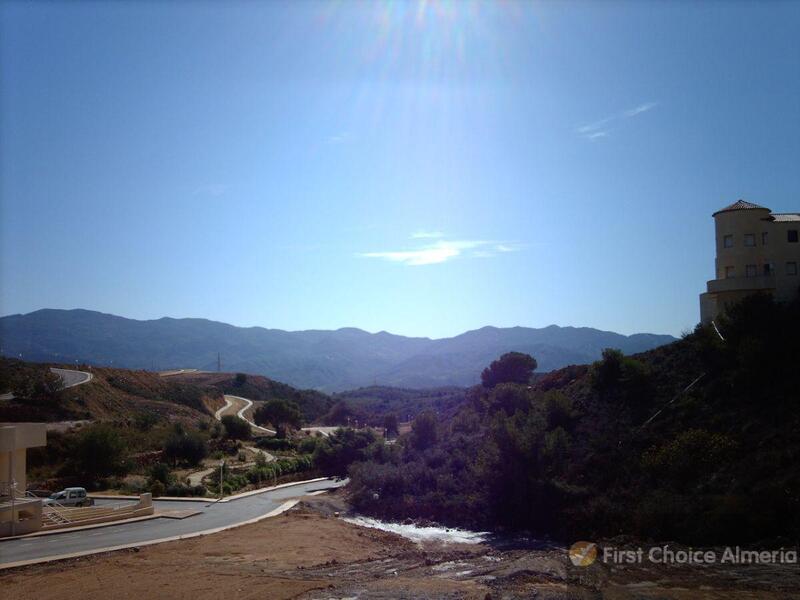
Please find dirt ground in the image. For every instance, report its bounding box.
[3,493,799,600]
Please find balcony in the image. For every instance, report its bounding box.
[706,274,777,294]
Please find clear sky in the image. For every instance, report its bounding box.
[1,1,799,338]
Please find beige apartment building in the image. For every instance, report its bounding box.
[700,200,800,323]
[1,422,47,536]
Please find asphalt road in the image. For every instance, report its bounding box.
[218,394,276,436]
[0,478,345,566]
[1,368,93,401]
[50,368,93,389]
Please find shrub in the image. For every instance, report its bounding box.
[255,437,293,451]
[221,415,251,440]
[148,462,173,485]
[165,483,207,497]
[69,424,130,480]
[150,480,165,497]
[254,400,303,435]
[164,430,208,466]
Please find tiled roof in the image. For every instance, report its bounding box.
[713,199,771,216]
[772,213,800,222]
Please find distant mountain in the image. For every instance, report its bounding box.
[0,309,677,391]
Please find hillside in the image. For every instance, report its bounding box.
[0,309,676,391]
[165,370,333,423]
[328,386,467,426]
[0,358,222,425]
[344,294,800,545]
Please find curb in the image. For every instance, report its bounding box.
[0,514,163,541]
[0,499,303,571]
[89,476,333,504]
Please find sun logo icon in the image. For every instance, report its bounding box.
[569,541,598,567]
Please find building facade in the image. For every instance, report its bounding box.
[700,200,800,323]
[1,422,47,536]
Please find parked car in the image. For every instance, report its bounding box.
[43,487,94,507]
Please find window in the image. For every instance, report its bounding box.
[744,233,756,247]
[789,230,799,243]
[745,264,757,277]
[763,263,774,276]
[725,266,735,279]
[762,232,769,245]
[723,235,733,248]
[788,262,798,276]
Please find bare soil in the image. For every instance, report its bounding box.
[2,493,798,599]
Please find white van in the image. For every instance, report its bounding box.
[43,487,94,507]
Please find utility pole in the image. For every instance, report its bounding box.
[217,353,221,372]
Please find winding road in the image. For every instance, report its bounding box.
[1,367,93,400]
[0,478,346,568]
[215,394,276,436]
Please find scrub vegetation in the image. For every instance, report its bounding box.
[326,294,800,545]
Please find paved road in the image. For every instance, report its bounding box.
[302,426,339,438]
[219,394,276,436]
[159,368,201,377]
[0,478,345,566]
[50,368,93,389]
[1,368,93,400]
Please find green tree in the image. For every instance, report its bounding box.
[383,413,399,438]
[71,424,129,480]
[220,415,252,440]
[313,427,377,476]
[409,410,437,451]
[481,352,537,389]
[254,399,303,437]
[164,430,208,466]
[234,372,247,386]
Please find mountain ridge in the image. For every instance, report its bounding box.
[0,308,677,392]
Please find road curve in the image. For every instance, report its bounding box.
[222,394,276,435]
[50,367,93,389]
[1,367,93,401]
[0,478,346,568]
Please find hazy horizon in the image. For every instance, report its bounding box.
[2,1,799,339]
[0,306,679,339]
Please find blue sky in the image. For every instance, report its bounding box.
[1,1,799,338]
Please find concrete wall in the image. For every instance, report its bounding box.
[0,423,47,537]
[1,423,46,494]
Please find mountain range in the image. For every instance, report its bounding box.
[0,309,677,391]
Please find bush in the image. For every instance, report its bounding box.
[69,424,130,480]
[313,428,378,476]
[255,437,293,451]
[148,462,173,486]
[164,430,208,466]
[221,415,251,441]
[150,480,165,497]
[165,483,207,497]
[254,400,303,435]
